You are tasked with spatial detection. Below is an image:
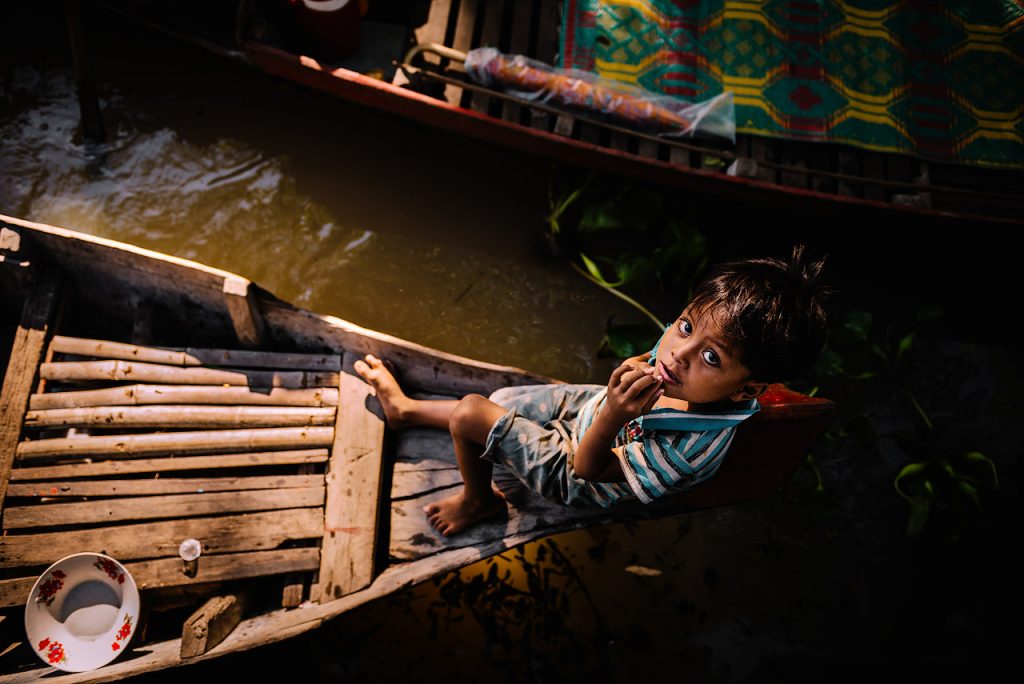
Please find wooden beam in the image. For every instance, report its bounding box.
[3,486,325,529]
[6,474,323,497]
[49,336,341,371]
[0,268,60,511]
[29,384,339,410]
[0,547,320,608]
[181,594,246,658]
[39,359,338,388]
[0,507,324,568]
[24,405,336,429]
[16,425,335,460]
[314,355,386,602]
[8,448,328,480]
[222,275,265,348]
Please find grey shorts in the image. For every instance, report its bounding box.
[481,383,607,508]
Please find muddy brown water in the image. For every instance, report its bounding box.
[2,6,1020,683]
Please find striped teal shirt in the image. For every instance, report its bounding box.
[573,388,760,505]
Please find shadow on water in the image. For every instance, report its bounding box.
[1,4,1021,683]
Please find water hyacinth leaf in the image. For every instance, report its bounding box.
[906,496,931,538]
[814,348,844,378]
[896,332,915,361]
[578,202,627,232]
[579,252,616,285]
[955,479,983,511]
[963,451,998,486]
[894,461,928,500]
[599,322,661,359]
[615,254,655,288]
[836,309,872,344]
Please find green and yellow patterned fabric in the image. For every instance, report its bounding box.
[560,0,1024,167]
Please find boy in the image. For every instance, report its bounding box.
[355,246,829,536]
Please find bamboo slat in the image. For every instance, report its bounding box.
[29,384,339,409]
[6,474,323,497]
[3,486,325,529]
[24,405,336,429]
[0,268,60,510]
[316,359,386,602]
[49,335,341,371]
[8,448,329,480]
[16,426,335,459]
[40,360,338,388]
[0,508,324,568]
[0,548,321,608]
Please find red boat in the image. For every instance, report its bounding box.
[89,0,1023,226]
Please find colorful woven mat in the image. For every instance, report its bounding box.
[560,1,1024,168]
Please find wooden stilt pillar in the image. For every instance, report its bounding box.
[65,0,106,143]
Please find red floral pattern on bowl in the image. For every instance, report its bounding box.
[93,558,125,584]
[38,637,69,665]
[34,570,67,606]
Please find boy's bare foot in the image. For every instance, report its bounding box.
[424,488,507,536]
[353,354,412,428]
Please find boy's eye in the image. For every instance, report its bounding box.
[678,319,692,335]
[702,350,720,366]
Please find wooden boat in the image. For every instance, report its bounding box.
[0,213,834,679]
[85,0,1024,225]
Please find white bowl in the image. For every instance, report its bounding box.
[24,553,140,672]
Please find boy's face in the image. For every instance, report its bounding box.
[652,305,767,407]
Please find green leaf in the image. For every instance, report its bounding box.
[963,451,998,487]
[842,310,873,342]
[894,461,928,501]
[703,155,725,169]
[896,332,914,361]
[578,202,627,232]
[906,496,931,538]
[579,252,618,286]
[599,322,661,359]
[614,254,655,288]
[955,479,983,511]
[814,348,844,378]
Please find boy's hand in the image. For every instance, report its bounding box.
[603,361,663,425]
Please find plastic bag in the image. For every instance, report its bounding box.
[464,47,734,142]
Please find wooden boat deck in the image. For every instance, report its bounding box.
[83,0,1024,224]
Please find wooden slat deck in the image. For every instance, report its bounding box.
[0,327,342,610]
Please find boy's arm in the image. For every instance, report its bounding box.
[574,362,661,481]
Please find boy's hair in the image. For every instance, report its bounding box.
[689,245,830,382]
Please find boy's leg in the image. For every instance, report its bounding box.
[424,394,510,536]
[354,354,456,430]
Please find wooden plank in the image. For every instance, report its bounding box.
[450,0,478,108]
[24,405,336,429]
[0,548,320,608]
[0,268,60,511]
[39,360,338,388]
[501,0,532,125]
[8,449,329,480]
[3,486,325,529]
[222,275,265,348]
[6,474,323,498]
[16,426,335,460]
[50,336,341,371]
[0,508,324,568]
[836,146,860,196]
[30,384,339,410]
[181,594,246,658]
[315,357,386,602]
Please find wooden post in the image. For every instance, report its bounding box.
[65,0,106,143]
[0,268,60,511]
[314,354,386,602]
[223,276,266,348]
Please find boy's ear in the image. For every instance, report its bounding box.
[730,381,769,402]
